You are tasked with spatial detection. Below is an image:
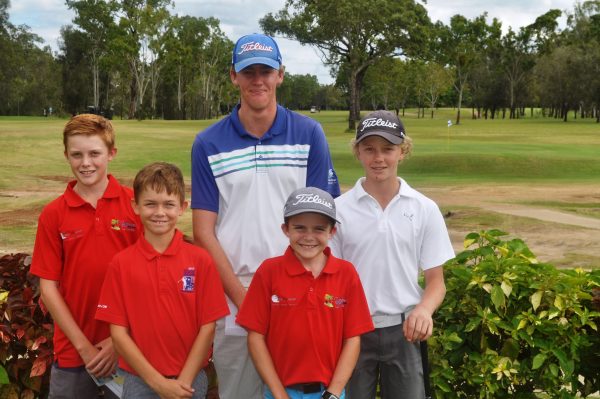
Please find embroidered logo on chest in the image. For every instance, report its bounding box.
[180,267,196,292]
[324,293,347,309]
[111,219,137,232]
[271,294,298,306]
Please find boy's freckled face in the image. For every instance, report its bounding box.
[133,188,187,239]
[282,213,335,265]
[357,136,404,183]
[64,135,115,189]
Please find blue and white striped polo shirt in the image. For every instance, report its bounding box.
[191,104,340,277]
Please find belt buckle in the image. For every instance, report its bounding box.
[302,382,322,394]
[289,382,322,394]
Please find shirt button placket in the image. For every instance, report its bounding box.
[158,257,168,294]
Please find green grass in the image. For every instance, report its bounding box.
[1,110,599,253]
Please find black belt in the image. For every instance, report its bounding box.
[287,382,322,394]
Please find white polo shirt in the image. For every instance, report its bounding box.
[330,177,454,326]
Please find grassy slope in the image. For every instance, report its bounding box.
[1,111,599,253]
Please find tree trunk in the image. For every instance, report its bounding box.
[348,70,361,131]
[455,86,463,125]
[128,77,136,120]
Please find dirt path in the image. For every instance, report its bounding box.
[480,204,600,230]
[421,184,600,267]
[1,183,599,267]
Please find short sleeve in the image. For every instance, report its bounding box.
[191,135,220,212]
[198,257,229,324]
[30,208,63,281]
[419,204,455,270]
[306,123,341,198]
[236,265,271,335]
[342,268,374,339]
[95,258,129,327]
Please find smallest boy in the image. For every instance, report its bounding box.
[96,162,229,398]
[236,187,374,399]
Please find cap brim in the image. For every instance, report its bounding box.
[356,131,404,144]
[284,209,340,224]
[234,57,281,73]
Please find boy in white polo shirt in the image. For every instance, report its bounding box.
[330,110,455,399]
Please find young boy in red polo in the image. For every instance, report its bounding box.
[236,187,373,399]
[31,114,142,398]
[96,162,229,398]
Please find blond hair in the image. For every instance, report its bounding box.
[351,135,413,159]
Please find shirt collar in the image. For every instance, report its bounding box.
[231,104,286,140]
[63,175,120,207]
[352,176,420,202]
[283,246,341,277]
[136,229,184,260]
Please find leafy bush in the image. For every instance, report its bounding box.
[430,230,599,398]
[0,253,221,398]
[0,254,53,399]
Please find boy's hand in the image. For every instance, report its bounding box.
[403,305,433,343]
[85,337,118,378]
[154,377,195,399]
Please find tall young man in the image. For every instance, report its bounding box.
[191,33,340,399]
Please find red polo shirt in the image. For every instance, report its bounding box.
[31,175,141,367]
[95,230,229,376]
[236,247,373,387]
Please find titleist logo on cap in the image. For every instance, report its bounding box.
[292,193,333,209]
[360,117,398,132]
[238,41,274,54]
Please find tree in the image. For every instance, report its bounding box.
[261,0,430,130]
[114,0,172,119]
[563,1,600,121]
[500,28,536,119]
[0,22,60,116]
[59,25,92,114]
[361,57,398,110]
[279,73,320,109]
[0,0,8,30]
[161,15,232,119]
[434,14,501,124]
[422,62,452,118]
[66,0,118,110]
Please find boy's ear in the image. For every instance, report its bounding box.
[131,198,140,215]
[281,223,289,237]
[108,147,117,161]
[180,200,189,215]
[330,225,337,237]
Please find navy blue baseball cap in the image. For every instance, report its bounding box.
[232,33,282,72]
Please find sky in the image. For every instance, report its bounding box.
[7,0,576,84]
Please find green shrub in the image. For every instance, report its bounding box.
[0,253,221,398]
[0,254,53,398]
[430,230,599,398]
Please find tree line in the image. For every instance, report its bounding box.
[0,0,598,125]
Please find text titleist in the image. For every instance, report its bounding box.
[292,194,333,209]
[238,41,273,54]
[360,117,398,132]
